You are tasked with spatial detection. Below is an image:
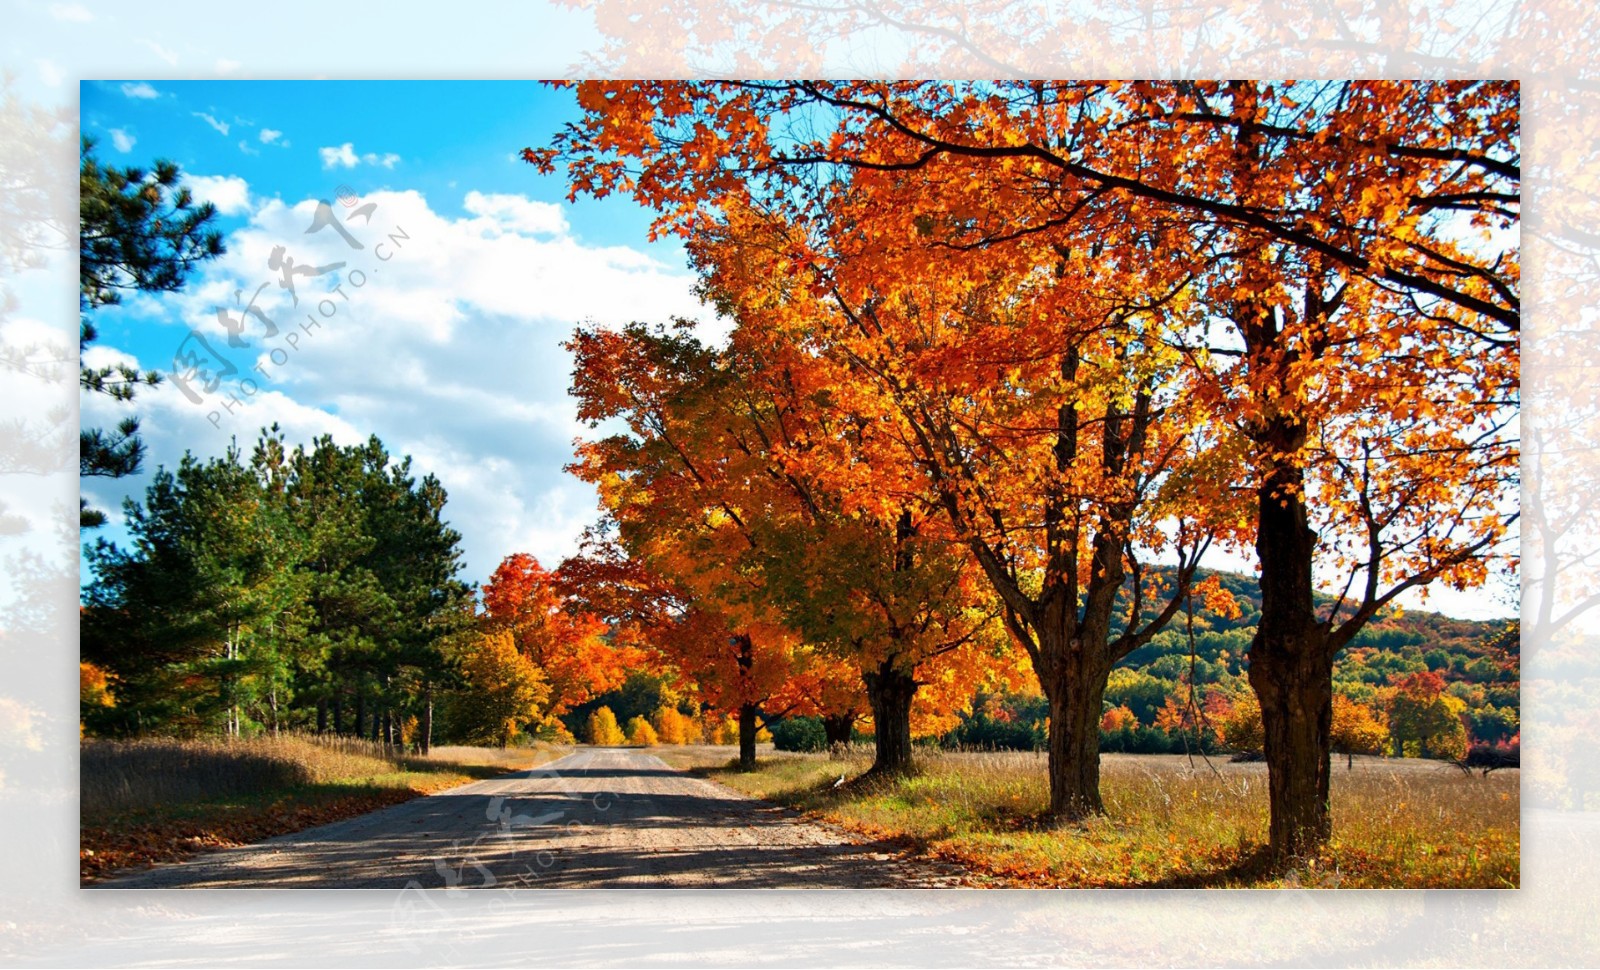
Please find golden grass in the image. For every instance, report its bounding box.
[80,734,569,882]
[81,734,567,816]
[684,748,1519,888]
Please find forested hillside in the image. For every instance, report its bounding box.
[940,568,1518,758]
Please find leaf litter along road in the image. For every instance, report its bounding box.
[94,747,969,889]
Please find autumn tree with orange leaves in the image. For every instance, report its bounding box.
[558,528,816,770]
[566,321,1021,772]
[529,79,1517,858]
[541,92,1234,812]
[480,552,637,728]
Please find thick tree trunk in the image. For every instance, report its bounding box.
[1248,459,1335,859]
[822,713,855,753]
[1040,649,1109,820]
[737,703,759,770]
[864,662,917,775]
[317,699,328,735]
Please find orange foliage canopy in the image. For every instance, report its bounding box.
[532,80,1517,837]
[479,552,635,719]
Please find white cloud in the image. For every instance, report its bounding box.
[100,188,716,583]
[194,112,230,136]
[185,174,250,215]
[50,3,93,22]
[319,142,401,169]
[237,140,260,156]
[109,128,136,153]
[462,191,568,236]
[319,142,358,168]
[120,81,160,99]
[260,128,283,144]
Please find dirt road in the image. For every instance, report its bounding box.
[96,748,963,889]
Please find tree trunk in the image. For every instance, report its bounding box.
[1248,458,1335,859]
[331,694,343,736]
[421,686,434,756]
[354,693,366,741]
[1039,646,1110,820]
[822,713,855,754]
[317,699,328,735]
[737,703,759,770]
[864,662,917,775]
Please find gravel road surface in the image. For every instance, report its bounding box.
[96,747,964,889]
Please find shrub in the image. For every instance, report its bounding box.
[770,716,827,752]
[1218,692,1264,753]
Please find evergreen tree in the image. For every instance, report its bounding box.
[79,138,224,526]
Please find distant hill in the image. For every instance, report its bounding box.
[941,567,1518,754]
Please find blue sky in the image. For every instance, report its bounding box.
[79,79,718,590]
[75,79,1516,621]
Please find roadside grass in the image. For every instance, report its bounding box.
[674,747,1519,889]
[80,734,568,883]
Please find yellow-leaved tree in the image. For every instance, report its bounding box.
[443,630,550,748]
[626,715,659,746]
[587,706,626,746]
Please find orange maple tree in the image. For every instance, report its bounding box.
[479,552,636,724]
[566,321,1022,772]
[529,79,1518,855]
[559,529,816,768]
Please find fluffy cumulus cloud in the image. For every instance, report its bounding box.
[109,128,136,153]
[462,191,568,236]
[120,81,159,99]
[88,184,716,584]
[185,174,251,215]
[260,128,283,144]
[319,142,401,169]
[318,142,358,168]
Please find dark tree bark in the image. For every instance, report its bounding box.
[863,660,917,775]
[822,712,856,750]
[1030,541,1118,820]
[1247,450,1336,859]
[316,699,328,735]
[737,702,760,770]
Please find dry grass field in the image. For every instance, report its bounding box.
[80,734,566,882]
[658,746,1519,888]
